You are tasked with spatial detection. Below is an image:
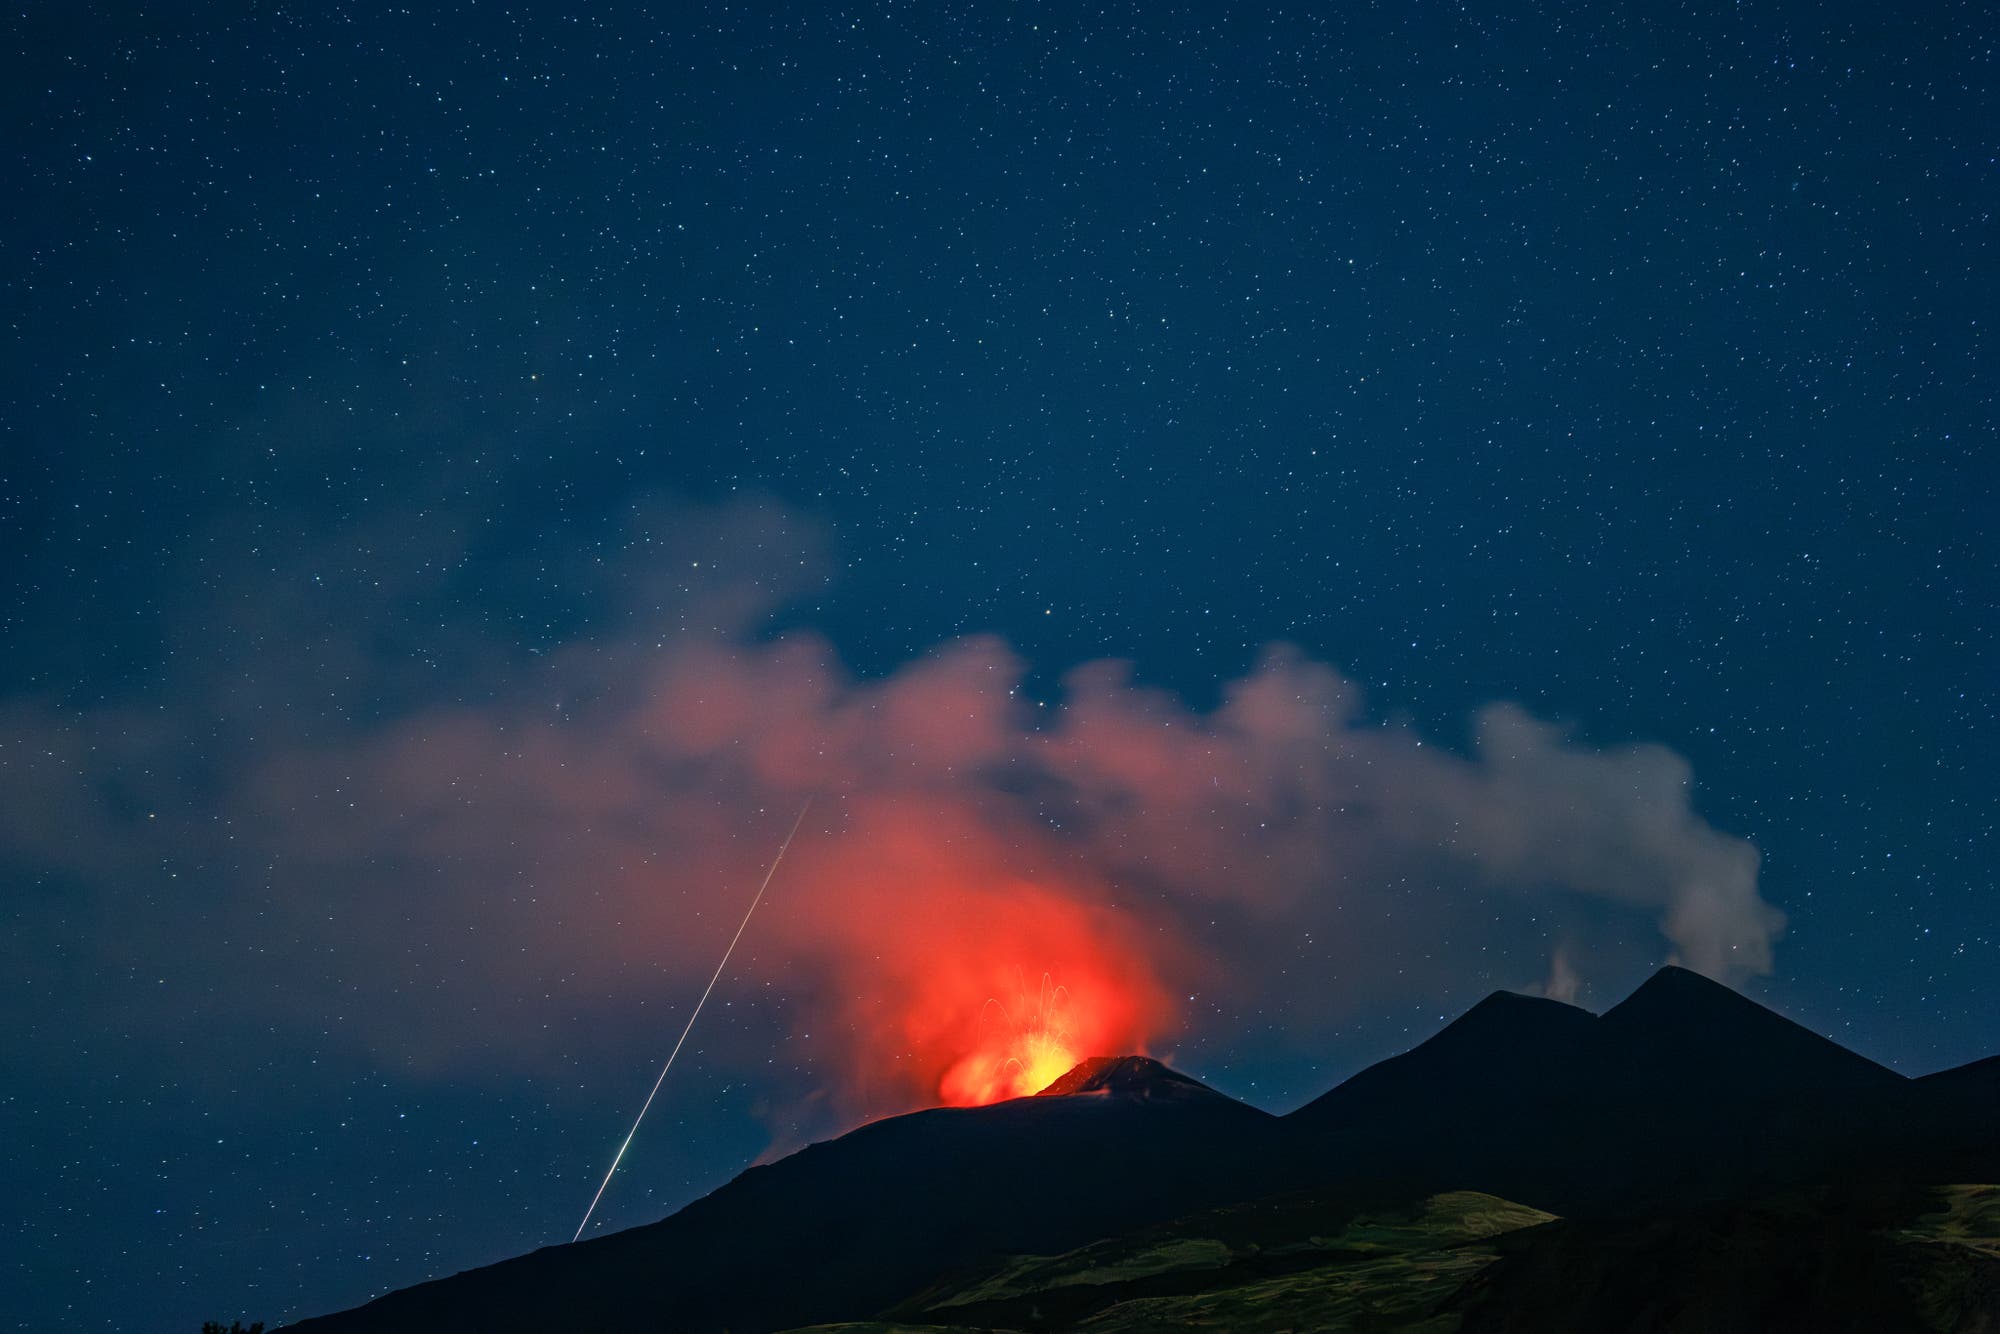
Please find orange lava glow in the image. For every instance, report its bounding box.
[868,879,1173,1108]
[937,975,1085,1105]
[754,799,1178,1114]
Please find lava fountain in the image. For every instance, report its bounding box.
[872,877,1175,1108]
[939,973,1086,1105]
[764,798,1179,1112]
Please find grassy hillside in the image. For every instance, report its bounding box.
[782,1186,2000,1334]
[846,1190,1553,1333]
[1898,1185,2000,1331]
[1455,1183,2000,1333]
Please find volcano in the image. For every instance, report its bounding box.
[285,1054,1280,1334]
[1285,964,1931,1214]
[281,969,1998,1333]
[1034,1053,1234,1102]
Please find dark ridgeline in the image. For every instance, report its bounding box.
[1033,1053,1231,1101]
[1285,964,1936,1214]
[281,967,1997,1333]
[1911,1054,2000,1184]
[283,1056,1284,1334]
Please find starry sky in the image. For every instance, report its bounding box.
[4,2,1994,1330]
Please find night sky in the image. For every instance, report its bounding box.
[5,3,1995,1330]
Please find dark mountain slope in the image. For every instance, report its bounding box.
[862,1182,1998,1334]
[1282,988,1612,1212]
[283,973,1995,1332]
[1036,1053,1233,1101]
[1921,1054,2000,1099]
[1293,989,1601,1127]
[1598,964,1899,1093]
[1588,965,1910,1204]
[285,1060,1282,1334]
[1904,1056,2000,1185]
[1286,966,1913,1214]
[1455,1184,2000,1334]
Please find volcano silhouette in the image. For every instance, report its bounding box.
[1035,1053,1234,1101]
[287,1056,1281,1333]
[282,968,1997,1333]
[1286,965,1930,1213]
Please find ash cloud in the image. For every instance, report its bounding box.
[0,497,1782,1119]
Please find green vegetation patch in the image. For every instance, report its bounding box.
[1075,1247,1495,1333]
[933,1236,1236,1309]
[901,1191,1553,1332]
[1063,1196,1552,1333]
[1893,1184,2000,1332]
[1898,1183,2000,1259]
[1311,1191,1555,1256]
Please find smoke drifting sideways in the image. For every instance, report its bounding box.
[0,498,1781,1126]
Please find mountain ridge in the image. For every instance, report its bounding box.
[280,966,1997,1333]
[285,1048,1285,1333]
[1283,964,1946,1216]
[1034,1054,1245,1104]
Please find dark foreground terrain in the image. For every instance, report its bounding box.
[791,1183,2000,1333]
[281,969,1999,1333]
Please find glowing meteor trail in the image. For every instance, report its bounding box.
[570,795,816,1244]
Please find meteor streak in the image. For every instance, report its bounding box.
[570,795,816,1243]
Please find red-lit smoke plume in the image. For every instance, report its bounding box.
[3,501,1784,1133]
[719,793,1179,1110]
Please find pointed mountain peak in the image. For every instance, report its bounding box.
[1463,987,1588,1018]
[1602,965,1901,1088]
[1428,987,1598,1046]
[1603,964,1767,1026]
[1919,1053,2000,1089]
[1626,962,1734,996]
[1035,1055,1220,1101]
